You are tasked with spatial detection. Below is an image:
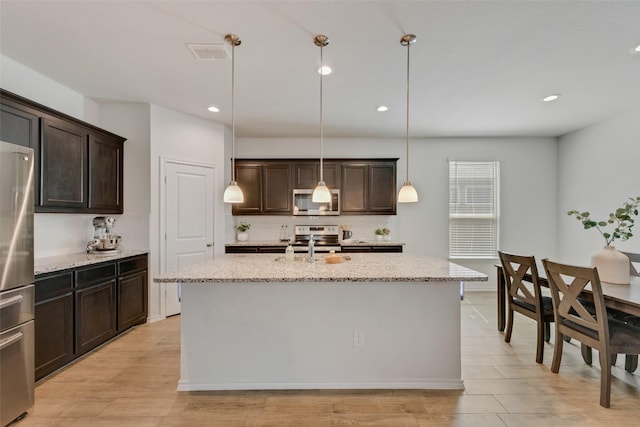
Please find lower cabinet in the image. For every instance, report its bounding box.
[341,245,403,253]
[117,256,148,332]
[75,279,117,356]
[34,272,74,380]
[225,246,286,254]
[34,254,148,380]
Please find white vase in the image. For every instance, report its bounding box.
[375,235,383,242]
[590,245,630,284]
[383,235,391,241]
[237,231,248,242]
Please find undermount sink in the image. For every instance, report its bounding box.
[275,255,308,262]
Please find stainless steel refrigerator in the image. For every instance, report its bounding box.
[0,140,35,426]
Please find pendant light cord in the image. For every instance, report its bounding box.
[405,39,410,184]
[231,41,237,183]
[319,42,324,183]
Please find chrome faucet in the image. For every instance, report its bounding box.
[308,234,315,263]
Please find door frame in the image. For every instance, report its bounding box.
[159,156,217,318]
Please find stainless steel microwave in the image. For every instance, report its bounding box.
[292,188,340,216]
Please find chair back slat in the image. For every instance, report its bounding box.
[542,259,609,341]
[499,252,540,306]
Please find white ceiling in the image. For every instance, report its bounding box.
[1,1,639,139]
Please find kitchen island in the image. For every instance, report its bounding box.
[154,253,487,391]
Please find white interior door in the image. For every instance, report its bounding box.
[164,161,214,316]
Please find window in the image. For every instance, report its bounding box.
[449,161,500,259]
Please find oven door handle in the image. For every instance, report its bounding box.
[0,294,24,311]
[0,331,23,351]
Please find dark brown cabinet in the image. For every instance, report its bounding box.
[232,158,396,216]
[41,116,88,209]
[34,272,74,380]
[225,245,286,253]
[341,245,403,253]
[89,133,123,212]
[368,162,397,213]
[0,95,41,200]
[263,163,293,213]
[117,255,148,332]
[232,161,292,215]
[1,89,125,214]
[34,254,148,380]
[75,263,117,356]
[341,160,397,215]
[341,163,369,213]
[293,161,340,188]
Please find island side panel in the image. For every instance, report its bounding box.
[178,281,462,390]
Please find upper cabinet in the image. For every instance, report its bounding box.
[0,96,41,199]
[341,160,397,215]
[0,89,126,214]
[232,158,396,216]
[232,161,293,215]
[293,161,340,189]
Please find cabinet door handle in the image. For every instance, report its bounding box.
[206,243,213,247]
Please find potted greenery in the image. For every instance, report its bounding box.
[567,196,640,284]
[374,227,391,241]
[234,222,251,241]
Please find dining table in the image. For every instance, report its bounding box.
[496,264,640,332]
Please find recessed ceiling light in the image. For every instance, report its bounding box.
[208,106,220,112]
[317,65,332,75]
[633,43,640,53]
[542,94,561,102]
[376,105,389,112]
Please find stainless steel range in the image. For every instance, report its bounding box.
[293,225,341,253]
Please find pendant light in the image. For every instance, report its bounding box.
[223,33,244,203]
[311,34,332,203]
[398,34,419,203]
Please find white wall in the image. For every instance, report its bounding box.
[558,109,640,265]
[237,136,559,286]
[148,104,227,320]
[99,103,151,252]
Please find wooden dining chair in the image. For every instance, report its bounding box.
[542,258,640,408]
[499,251,554,363]
[621,251,640,372]
[621,251,640,277]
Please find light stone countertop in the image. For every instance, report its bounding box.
[225,240,406,247]
[153,253,487,283]
[35,250,148,275]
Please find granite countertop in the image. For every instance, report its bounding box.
[225,240,406,247]
[153,253,487,283]
[35,250,148,275]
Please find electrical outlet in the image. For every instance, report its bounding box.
[353,330,364,347]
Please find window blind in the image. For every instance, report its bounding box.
[449,161,500,259]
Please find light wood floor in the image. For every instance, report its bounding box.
[17,292,640,426]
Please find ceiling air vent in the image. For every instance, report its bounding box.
[187,43,230,60]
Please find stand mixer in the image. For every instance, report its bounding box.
[86,216,121,252]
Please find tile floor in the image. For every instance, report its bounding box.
[15,292,640,426]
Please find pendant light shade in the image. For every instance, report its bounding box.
[398,34,418,203]
[223,33,244,204]
[398,182,418,203]
[312,34,332,204]
[223,181,244,203]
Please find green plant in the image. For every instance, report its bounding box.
[375,227,390,236]
[234,222,251,232]
[567,196,640,245]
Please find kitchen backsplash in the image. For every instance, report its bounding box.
[228,215,399,243]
